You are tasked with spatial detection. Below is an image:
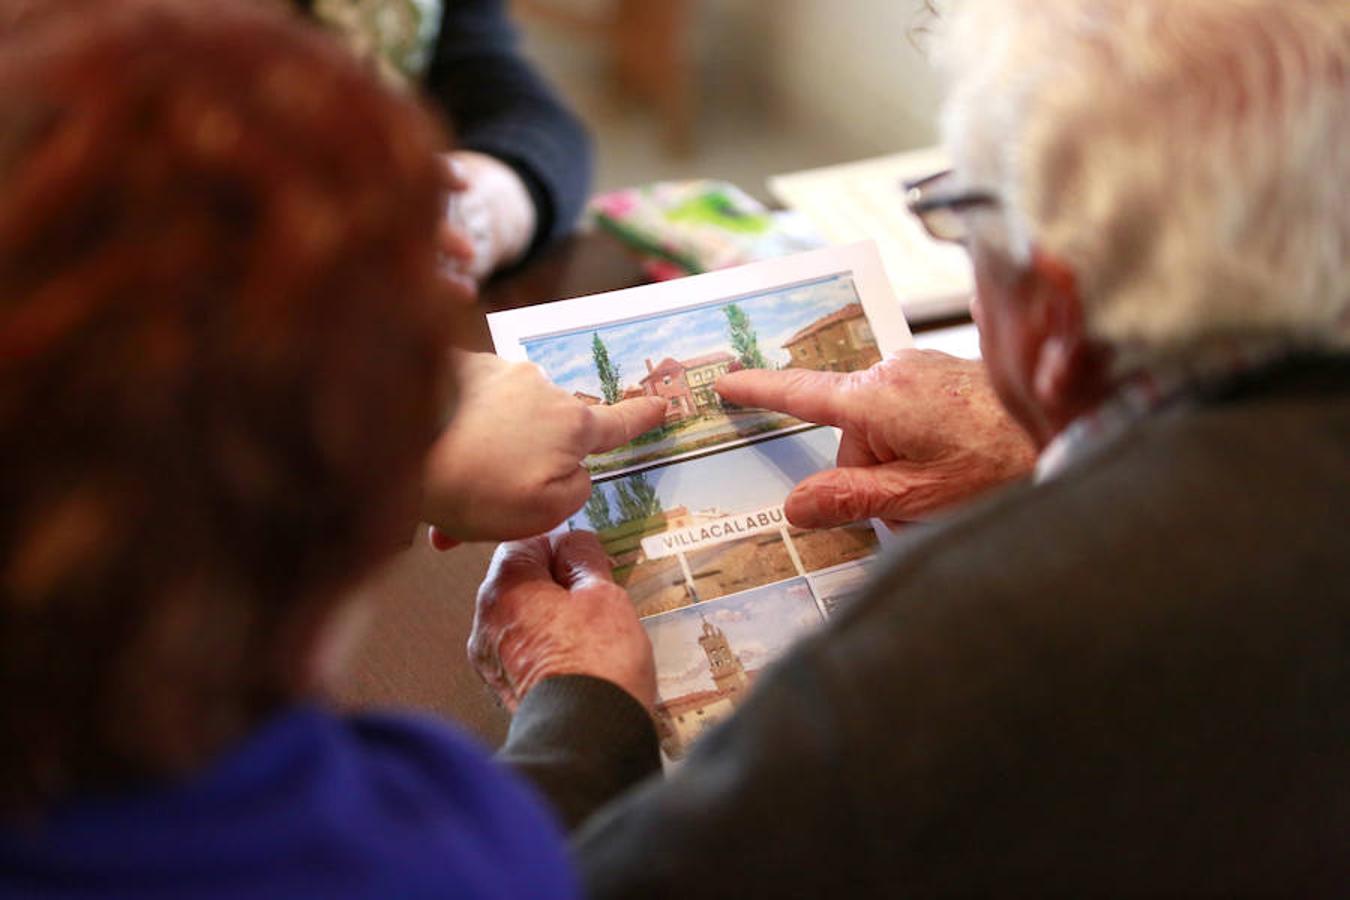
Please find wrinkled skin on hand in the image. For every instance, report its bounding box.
[716,349,1037,529]
[470,531,656,712]
[423,352,667,543]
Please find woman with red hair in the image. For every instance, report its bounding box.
[0,2,660,896]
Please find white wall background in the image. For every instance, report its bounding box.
[756,0,942,158]
[520,1,945,197]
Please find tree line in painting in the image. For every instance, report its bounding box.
[587,302,769,407]
[582,471,662,531]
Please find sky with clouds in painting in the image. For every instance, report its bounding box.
[524,274,864,398]
[808,560,874,604]
[644,578,825,700]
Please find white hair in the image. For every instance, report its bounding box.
[936,0,1350,368]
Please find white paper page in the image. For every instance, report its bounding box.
[913,321,982,360]
[769,147,974,323]
[490,241,912,479]
[488,242,911,766]
[491,238,912,477]
[491,241,910,374]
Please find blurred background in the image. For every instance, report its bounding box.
[512,0,942,202]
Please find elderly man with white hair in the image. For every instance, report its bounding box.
[471,0,1350,895]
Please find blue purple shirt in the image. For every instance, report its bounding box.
[0,706,577,899]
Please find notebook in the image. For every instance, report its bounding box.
[769,147,974,323]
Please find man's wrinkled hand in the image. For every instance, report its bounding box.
[715,349,1036,529]
[470,532,656,713]
[423,352,666,543]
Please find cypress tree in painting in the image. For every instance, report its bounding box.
[583,486,614,531]
[627,471,662,519]
[613,473,662,522]
[613,480,641,522]
[591,332,623,404]
[724,303,768,369]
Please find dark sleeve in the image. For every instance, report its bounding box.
[573,650,868,900]
[499,675,662,831]
[424,0,593,255]
[572,403,1350,897]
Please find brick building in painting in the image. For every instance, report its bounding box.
[638,351,735,422]
[782,302,880,372]
[640,357,697,422]
[680,351,735,410]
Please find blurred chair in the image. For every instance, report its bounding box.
[513,0,696,156]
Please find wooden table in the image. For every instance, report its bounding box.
[330,231,973,746]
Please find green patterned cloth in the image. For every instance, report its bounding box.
[311,0,443,86]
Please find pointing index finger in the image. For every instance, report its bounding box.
[715,368,852,427]
[586,396,668,454]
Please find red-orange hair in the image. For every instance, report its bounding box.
[0,0,454,808]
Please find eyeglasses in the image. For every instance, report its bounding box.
[903,169,999,244]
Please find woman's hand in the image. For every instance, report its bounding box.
[423,352,666,543]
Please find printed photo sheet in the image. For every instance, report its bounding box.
[489,242,912,763]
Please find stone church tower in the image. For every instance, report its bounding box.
[699,618,749,701]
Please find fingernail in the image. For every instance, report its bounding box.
[784,492,820,530]
[428,526,460,552]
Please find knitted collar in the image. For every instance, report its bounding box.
[1035,342,1293,483]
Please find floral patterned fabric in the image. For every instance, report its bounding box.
[311,0,443,86]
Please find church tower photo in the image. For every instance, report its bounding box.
[699,618,748,701]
